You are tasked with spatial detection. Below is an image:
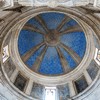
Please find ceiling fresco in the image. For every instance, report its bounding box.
[18,12,86,75]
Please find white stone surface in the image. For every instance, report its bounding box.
[17,0,90,7]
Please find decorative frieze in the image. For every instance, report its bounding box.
[0,0,99,10]
[18,0,91,8]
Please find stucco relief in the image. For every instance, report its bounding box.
[0,0,99,10]
[18,0,91,8]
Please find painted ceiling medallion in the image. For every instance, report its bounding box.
[18,12,86,76]
[44,30,60,46]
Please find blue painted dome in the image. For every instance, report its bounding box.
[18,12,86,76]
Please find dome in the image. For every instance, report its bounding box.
[18,12,86,76]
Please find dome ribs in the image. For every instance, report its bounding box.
[56,46,71,73]
[59,43,81,65]
[31,46,48,72]
[23,24,45,35]
[60,24,82,35]
[56,16,71,31]
[35,15,49,33]
[21,42,45,62]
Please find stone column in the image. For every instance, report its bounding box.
[94,0,97,7]
[25,79,34,95]
[10,68,19,83]
[84,70,92,85]
[68,81,76,97]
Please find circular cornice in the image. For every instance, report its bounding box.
[8,7,95,85]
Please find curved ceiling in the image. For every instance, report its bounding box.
[18,12,86,75]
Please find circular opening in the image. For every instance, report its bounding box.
[18,12,86,76]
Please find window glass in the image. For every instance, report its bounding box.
[45,87,56,100]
